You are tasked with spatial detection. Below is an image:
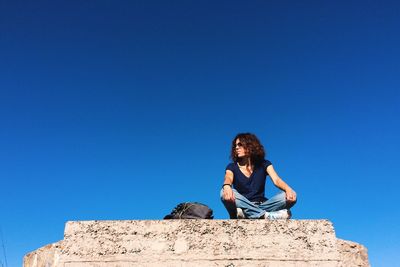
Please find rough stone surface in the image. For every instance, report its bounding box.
[24,220,370,267]
[337,239,370,267]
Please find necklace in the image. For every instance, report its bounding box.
[237,162,253,170]
[237,163,245,168]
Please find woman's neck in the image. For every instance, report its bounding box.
[237,157,251,167]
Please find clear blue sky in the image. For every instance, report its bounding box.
[1,1,399,266]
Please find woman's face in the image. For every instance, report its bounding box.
[235,139,247,158]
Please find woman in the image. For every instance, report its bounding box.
[220,133,297,219]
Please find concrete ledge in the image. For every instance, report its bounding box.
[24,220,370,267]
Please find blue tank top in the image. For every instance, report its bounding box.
[225,160,272,202]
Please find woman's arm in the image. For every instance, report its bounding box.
[222,170,235,202]
[266,165,297,202]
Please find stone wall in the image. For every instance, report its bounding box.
[24,220,369,267]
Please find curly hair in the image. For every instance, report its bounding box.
[230,133,266,167]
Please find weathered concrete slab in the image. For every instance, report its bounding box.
[24,220,370,267]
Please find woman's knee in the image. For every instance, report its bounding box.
[276,191,287,201]
[286,196,297,209]
[276,192,296,209]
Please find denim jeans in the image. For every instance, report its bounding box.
[220,188,296,219]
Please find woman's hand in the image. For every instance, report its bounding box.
[285,188,297,202]
[223,185,235,202]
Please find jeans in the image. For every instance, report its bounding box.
[220,188,296,219]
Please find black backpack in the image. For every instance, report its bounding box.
[164,202,214,219]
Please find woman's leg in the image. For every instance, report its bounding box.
[220,188,266,219]
[220,188,237,219]
[258,192,297,212]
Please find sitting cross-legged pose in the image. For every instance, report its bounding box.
[220,133,297,219]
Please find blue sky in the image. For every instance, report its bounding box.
[1,1,399,266]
